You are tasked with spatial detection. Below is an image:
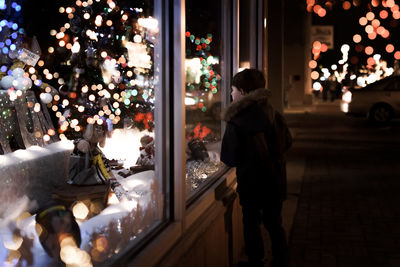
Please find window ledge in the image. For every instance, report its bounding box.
[185,167,236,230]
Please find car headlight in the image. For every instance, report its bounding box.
[342,91,352,103]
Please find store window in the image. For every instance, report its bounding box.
[0,0,166,265]
[185,0,226,200]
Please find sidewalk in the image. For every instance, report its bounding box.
[282,103,400,267]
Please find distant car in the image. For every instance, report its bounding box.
[341,75,400,123]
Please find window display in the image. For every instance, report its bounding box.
[185,0,225,200]
[0,0,165,266]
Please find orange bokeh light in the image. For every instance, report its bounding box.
[366,12,375,21]
[307,0,315,5]
[317,8,326,17]
[367,57,376,66]
[309,60,318,69]
[359,17,368,26]
[382,30,390,38]
[387,0,395,8]
[371,19,380,28]
[394,51,400,60]
[313,41,322,50]
[377,26,385,35]
[365,46,374,55]
[386,44,395,53]
[380,10,389,19]
[353,34,362,43]
[313,5,322,13]
[311,71,319,80]
[371,0,380,7]
[368,32,377,40]
[343,1,351,10]
[365,25,374,34]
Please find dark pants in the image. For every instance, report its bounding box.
[241,200,289,267]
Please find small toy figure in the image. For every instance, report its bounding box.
[69,123,111,185]
[136,135,155,166]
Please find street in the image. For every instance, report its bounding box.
[282,101,400,267]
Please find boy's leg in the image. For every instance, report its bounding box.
[262,201,289,267]
[241,205,265,266]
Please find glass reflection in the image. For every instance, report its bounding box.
[185,0,224,198]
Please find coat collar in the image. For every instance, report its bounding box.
[222,88,272,121]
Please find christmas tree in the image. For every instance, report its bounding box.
[27,0,158,140]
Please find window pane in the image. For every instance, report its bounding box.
[0,0,165,265]
[185,0,224,200]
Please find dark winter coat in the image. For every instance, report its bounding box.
[220,88,292,205]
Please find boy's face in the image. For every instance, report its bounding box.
[231,86,245,102]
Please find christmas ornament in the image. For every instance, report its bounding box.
[40,93,53,104]
[14,77,32,90]
[1,75,14,90]
[12,68,25,78]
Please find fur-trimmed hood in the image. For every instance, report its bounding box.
[222,88,274,124]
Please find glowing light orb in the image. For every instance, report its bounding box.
[343,1,351,10]
[367,57,376,66]
[387,0,395,8]
[386,44,394,53]
[368,32,377,40]
[317,8,326,17]
[341,44,350,53]
[382,30,390,38]
[371,0,380,7]
[380,10,389,19]
[365,25,374,34]
[311,71,319,80]
[365,46,374,55]
[359,17,368,26]
[313,41,322,50]
[371,19,380,28]
[377,26,385,35]
[366,12,375,21]
[313,82,322,91]
[308,60,317,69]
[353,34,361,43]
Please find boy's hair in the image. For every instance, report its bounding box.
[232,69,266,94]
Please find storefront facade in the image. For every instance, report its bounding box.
[0,0,285,266]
